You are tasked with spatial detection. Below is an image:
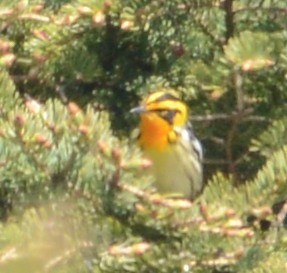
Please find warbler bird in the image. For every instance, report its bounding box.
[131,90,203,199]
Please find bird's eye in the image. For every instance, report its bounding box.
[159,110,169,118]
[158,109,178,123]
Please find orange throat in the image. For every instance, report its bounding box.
[138,113,170,151]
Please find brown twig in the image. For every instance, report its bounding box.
[225,70,245,181]
[222,0,235,42]
[190,113,268,122]
[119,183,193,209]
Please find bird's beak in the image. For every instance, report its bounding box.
[130,105,147,114]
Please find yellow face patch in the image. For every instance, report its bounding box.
[134,90,189,151]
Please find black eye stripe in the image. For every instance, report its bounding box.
[152,109,180,124]
[152,108,181,113]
